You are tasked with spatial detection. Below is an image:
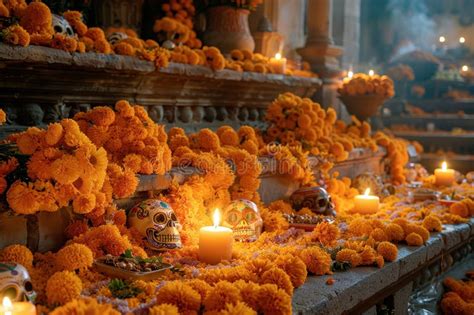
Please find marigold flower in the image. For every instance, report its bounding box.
[72,224,132,257]
[72,193,97,214]
[0,244,33,268]
[376,241,398,262]
[422,215,442,232]
[384,223,405,242]
[219,129,239,146]
[370,227,389,242]
[274,254,307,288]
[404,224,429,243]
[405,232,423,246]
[55,244,93,271]
[46,271,82,305]
[219,302,256,315]
[310,222,340,247]
[20,2,53,35]
[336,248,361,267]
[65,220,89,239]
[203,280,241,311]
[3,24,30,46]
[156,281,201,313]
[149,304,179,315]
[6,180,40,214]
[260,267,293,296]
[244,258,276,276]
[197,128,220,151]
[186,279,211,301]
[50,298,120,315]
[50,34,77,52]
[450,202,469,218]
[257,284,291,315]
[300,247,332,275]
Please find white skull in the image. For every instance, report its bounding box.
[128,199,182,251]
[0,263,36,303]
[52,14,74,37]
[107,32,128,45]
[222,199,263,242]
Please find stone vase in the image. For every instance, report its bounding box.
[202,6,255,53]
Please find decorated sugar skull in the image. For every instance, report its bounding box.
[0,263,36,303]
[290,186,336,216]
[107,32,128,45]
[128,199,182,250]
[52,14,74,37]
[222,199,263,242]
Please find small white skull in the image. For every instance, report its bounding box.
[290,186,336,216]
[128,199,182,251]
[52,14,74,37]
[222,199,263,242]
[107,32,128,45]
[0,262,36,303]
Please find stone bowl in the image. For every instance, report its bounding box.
[339,94,389,121]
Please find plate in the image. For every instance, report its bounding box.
[94,261,173,281]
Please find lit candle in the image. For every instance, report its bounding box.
[199,209,233,265]
[461,65,469,72]
[269,53,287,74]
[439,36,446,43]
[347,70,354,79]
[435,161,455,186]
[459,36,466,44]
[0,297,36,315]
[368,69,375,76]
[353,188,380,214]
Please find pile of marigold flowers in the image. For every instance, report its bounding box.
[441,271,474,314]
[338,73,395,98]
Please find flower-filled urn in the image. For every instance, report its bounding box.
[0,262,36,303]
[290,186,336,216]
[128,199,182,250]
[222,199,263,242]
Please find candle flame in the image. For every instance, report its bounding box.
[459,36,466,44]
[368,69,374,76]
[2,296,12,309]
[364,188,371,196]
[439,36,446,43]
[275,53,282,60]
[213,209,220,228]
[442,161,447,170]
[348,70,354,79]
[462,65,469,72]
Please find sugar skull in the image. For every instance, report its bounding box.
[107,32,128,45]
[128,199,182,251]
[290,186,336,216]
[0,263,36,303]
[222,199,263,242]
[352,173,383,195]
[52,14,74,37]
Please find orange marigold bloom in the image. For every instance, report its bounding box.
[3,24,30,46]
[72,224,132,257]
[46,271,82,305]
[219,129,239,146]
[72,193,96,214]
[0,244,33,268]
[377,241,398,262]
[422,215,442,232]
[300,247,332,275]
[156,281,201,313]
[260,267,293,296]
[370,227,389,242]
[6,181,40,214]
[55,244,93,271]
[107,164,138,198]
[244,258,275,276]
[50,34,77,52]
[0,157,18,176]
[186,279,211,301]
[336,248,361,267]
[384,223,405,242]
[203,280,241,311]
[50,298,120,315]
[257,284,292,315]
[450,202,469,218]
[220,302,256,315]
[0,177,7,194]
[310,222,340,247]
[405,232,424,246]
[149,304,179,315]
[197,128,220,151]
[404,224,429,243]
[65,220,89,239]
[20,2,53,35]
[45,123,64,146]
[87,106,116,127]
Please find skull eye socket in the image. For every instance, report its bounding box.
[66,27,73,36]
[153,213,167,224]
[1,285,19,300]
[227,211,240,225]
[318,198,328,208]
[170,212,177,221]
[54,25,63,33]
[243,209,256,223]
[24,281,33,292]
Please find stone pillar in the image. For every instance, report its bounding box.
[297,0,344,109]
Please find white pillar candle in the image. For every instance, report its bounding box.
[199,209,233,265]
[353,188,380,214]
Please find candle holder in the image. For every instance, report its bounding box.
[338,94,389,121]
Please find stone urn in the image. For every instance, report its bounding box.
[202,6,255,53]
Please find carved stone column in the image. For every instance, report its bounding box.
[297,0,343,109]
